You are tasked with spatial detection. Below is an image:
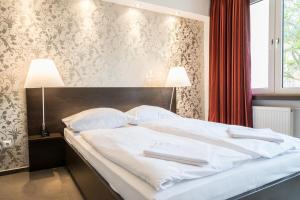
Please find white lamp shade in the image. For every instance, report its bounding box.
[165,66,191,87]
[24,59,65,88]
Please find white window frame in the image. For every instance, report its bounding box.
[252,0,300,94]
[274,0,300,94]
[251,0,275,94]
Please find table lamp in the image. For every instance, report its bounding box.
[24,59,65,137]
[165,66,191,111]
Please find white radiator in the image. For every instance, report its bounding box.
[253,106,294,136]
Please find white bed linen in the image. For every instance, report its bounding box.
[139,119,299,158]
[80,127,251,190]
[64,128,300,200]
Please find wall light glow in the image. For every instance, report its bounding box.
[77,0,96,33]
[127,8,141,19]
[135,3,141,8]
[19,0,33,27]
[79,0,96,11]
[126,8,143,39]
[166,16,178,27]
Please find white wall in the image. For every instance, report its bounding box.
[137,0,210,16]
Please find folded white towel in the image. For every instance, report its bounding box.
[143,143,209,166]
[227,128,284,144]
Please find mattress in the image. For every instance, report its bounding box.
[64,128,300,200]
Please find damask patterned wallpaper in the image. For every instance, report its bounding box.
[0,0,204,171]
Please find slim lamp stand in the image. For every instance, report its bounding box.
[24,59,64,136]
[41,87,49,137]
[169,87,175,111]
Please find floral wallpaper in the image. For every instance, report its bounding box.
[0,0,204,171]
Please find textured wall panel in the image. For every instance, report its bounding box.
[0,0,204,171]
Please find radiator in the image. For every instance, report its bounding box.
[252,106,294,136]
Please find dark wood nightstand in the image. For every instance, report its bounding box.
[28,133,65,171]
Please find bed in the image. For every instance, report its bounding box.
[26,87,300,200]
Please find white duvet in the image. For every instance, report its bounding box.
[81,126,251,191]
[139,118,300,159]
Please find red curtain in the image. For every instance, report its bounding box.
[209,0,253,127]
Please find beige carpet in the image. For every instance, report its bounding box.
[0,167,83,200]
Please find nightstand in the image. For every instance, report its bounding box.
[28,133,65,171]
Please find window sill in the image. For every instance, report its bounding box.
[253,94,300,101]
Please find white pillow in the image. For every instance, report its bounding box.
[62,108,133,132]
[126,105,180,124]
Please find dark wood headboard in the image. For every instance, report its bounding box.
[26,87,175,135]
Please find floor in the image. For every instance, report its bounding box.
[0,167,83,200]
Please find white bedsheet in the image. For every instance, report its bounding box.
[80,127,251,190]
[64,128,300,200]
[139,119,300,158]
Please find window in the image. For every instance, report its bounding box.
[282,0,300,88]
[250,0,271,90]
[250,0,300,94]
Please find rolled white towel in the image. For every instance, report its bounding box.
[227,128,284,144]
[143,142,209,166]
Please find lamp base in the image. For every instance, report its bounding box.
[41,127,49,137]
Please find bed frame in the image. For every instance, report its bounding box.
[26,87,300,200]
